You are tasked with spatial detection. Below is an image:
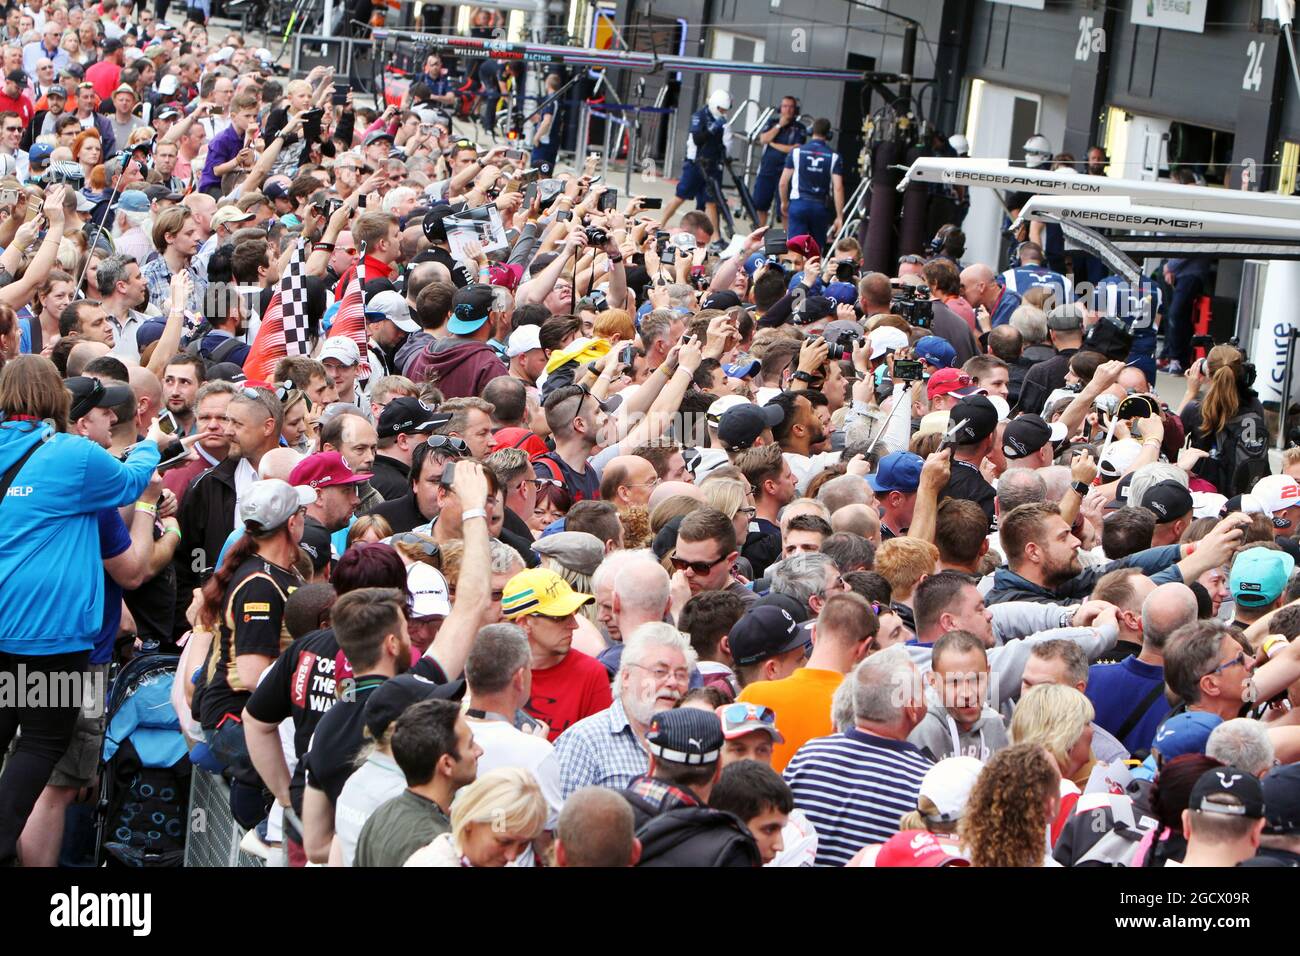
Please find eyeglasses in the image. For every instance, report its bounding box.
[669,553,729,575]
[625,476,660,489]
[426,435,470,457]
[387,531,439,558]
[737,506,757,518]
[629,661,690,684]
[717,702,777,733]
[1205,651,1249,678]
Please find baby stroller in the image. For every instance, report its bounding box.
[93,653,191,867]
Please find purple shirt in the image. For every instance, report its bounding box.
[199,124,243,192]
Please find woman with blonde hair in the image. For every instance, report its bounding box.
[1177,343,1268,496]
[404,767,547,867]
[1009,682,1095,842]
[702,477,757,549]
[960,743,1061,867]
[345,514,393,549]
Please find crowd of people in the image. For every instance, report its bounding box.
[0,0,1299,871]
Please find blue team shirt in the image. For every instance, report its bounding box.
[685,106,727,164]
[784,140,842,203]
[1002,265,1070,304]
[758,118,807,175]
[1093,274,1162,350]
[94,507,133,665]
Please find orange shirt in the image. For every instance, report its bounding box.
[737,667,844,772]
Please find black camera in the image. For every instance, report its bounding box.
[892,284,933,329]
[584,226,608,246]
[893,359,925,381]
[834,258,858,282]
[823,328,861,362]
[47,161,84,187]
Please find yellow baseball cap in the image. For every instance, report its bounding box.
[500,568,594,619]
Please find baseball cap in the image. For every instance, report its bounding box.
[155,104,180,120]
[751,590,810,624]
[716,402,784,452]
[407,561,451,618]
[786,235,821,258]
[700,289,742,311]
[447,284,495,336]
[364,289,419,333]
[1230,546,1296,607]
[46,84,67,99]
[363,129,395,146]
[117,190,151,213]
[1001,414,1067,460]
[913,335,956,370]
[66,376,132,420]
[1152,711,1222,762]
[1251,474,1300,519]
[318,336,361,367]
[488,262,523,292]
[5,69,25,85]
[211,205,255,229]
[822,281,857,305]
[500,568,594,619]
[1260,763,1300,835]
[645,708,724,766]
[919,756,984,824]
[298,519,332,573]
[707,394,750,426]
[377,396,441,439]
[926,367,984,401]
[875,830,969,868]
[288,451,373,489]
[263,180,290,201]
[207,362,247,384]
[531,531,606,577]
[102,38,123,53]
[143,183,183,203]
[239,478,316,534]
[1189,766,1266,819]
[868,451,923,495]
[821,319,864,346]
[715,702,785,744]
[362,673,460,739]
[27,142,53,166]
[722,358,760,380]
[916,409,950,438]
[1139,479,1194,524]
[793,295,834,326]
[156,75,178,96]
[867,325,909,360]
[728,605,805,666]
[505,324,542,358]
[946,395,999,445]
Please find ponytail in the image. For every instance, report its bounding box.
[1198,345,1243,437]
[198,531,259,629]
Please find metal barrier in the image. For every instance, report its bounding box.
[184,767,267,868]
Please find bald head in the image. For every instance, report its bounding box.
[67,341,111,378]
[1141,582,1199,653]
[613,558,671,622]
[960,263,998,312]
[556,787,639,867]
[258,447,304,482]
[987,325,1022,363]
[600,455,659,508]
[649,480,705,512]
[831,502,881,546]
[996,467,1047,515]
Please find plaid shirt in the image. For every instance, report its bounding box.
[554,697,648,800]
[141,256,208,318]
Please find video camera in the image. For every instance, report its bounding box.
[892,284,933,329]
[824,327,861,361]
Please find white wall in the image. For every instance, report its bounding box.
[963,82,1069,268]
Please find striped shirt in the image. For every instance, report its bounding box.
[784,728,932,867]
[553,696,648,800]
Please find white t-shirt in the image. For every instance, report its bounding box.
[465,717,565,828]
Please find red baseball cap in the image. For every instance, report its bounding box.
[926,367,986,401]
[875,830,969,868]
[786,235,821,259]
[489,262,524,291]
[289,451,373,490]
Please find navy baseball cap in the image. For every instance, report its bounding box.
[716,402,784,452]
[1140,479,1194,524]
[868,451,923,495]
[1190,766,1266,820]
[728,605,805,666]
[645,708,724,766]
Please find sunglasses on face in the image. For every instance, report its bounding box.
[669,553,728,575]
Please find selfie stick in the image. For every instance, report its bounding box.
[865,379,912,450]
[1096,413,1121,471]
[76,148,147,292]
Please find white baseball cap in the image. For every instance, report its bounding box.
[239,479,316,534]
[1251,474,1300,514]
[506,324,543,358]
[364,290,419,333]
[919,756,983,824]
[319,336,361,367]
[407,562,451,618]
[707,394,749,426]
[868,325,909,360]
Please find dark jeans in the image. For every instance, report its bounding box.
[207,720,270,828]
[1162,277,1204,366]
[0,649,90,864]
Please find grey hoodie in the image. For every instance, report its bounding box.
[908,707,1010,762]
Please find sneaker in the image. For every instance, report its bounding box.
[1165,361,1184,376]
[239,826,278,861]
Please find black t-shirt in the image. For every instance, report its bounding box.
[124,527,177,650]
[941,460,996,526]
[244,627,340,816]
[304,674,387,806]
[534,452,599,504]
[742,519,782,580]
[197,555,301,729]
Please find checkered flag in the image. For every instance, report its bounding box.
[243,238,310,383]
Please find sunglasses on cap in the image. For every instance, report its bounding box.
[240,385,273,401]
[669,552,729,575]
[388,532,440,559]
[718,702,777,733]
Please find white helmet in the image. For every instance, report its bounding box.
[1023,134,1052,168]
[948,133,969,156]
[707,89,732,120]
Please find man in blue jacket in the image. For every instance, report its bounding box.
[660,88,732,237]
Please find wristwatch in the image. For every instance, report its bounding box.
[1071,481,1090,497]
[792,371,816,384]
[608,253,624,264]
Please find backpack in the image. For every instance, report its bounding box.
[183,322,245,371]
[1205,407,1270,497]
[531,451,565,484]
